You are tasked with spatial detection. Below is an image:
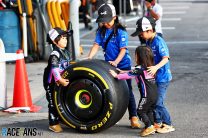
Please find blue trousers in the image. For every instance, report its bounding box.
[154,82,172,125]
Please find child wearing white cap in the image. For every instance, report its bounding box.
[43,27,70,133]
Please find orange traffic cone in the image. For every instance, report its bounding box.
[11,49,41,112]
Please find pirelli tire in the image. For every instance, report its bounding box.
[53,59,129,133]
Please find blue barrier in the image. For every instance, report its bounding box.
[0,9,21,53]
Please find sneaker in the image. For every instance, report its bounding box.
[140,125,156,137]
[49,124,63,133]
[156,124,175,134]
[154,123,163,130]
[130,116,142,128]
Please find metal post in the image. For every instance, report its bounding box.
[119,0,122,16]
[42,0,52,60]
[0,39,7,108]
[70,0,80,58]
[22,13,28,57]
[124,0,126,18]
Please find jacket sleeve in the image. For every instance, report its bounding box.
[50,51,61,82]
[117,73,135,80]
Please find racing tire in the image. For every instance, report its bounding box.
[53,59,129,133]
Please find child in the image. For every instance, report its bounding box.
[110,46,158,137]
[44,27,70,133]
[88,3,141,128]
[131,16,175,133]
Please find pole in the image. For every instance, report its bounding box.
[0,39,7,108]
[22,12,28,57]
[124,0,126,18]
[70,0,80,58]
[119,0,122,16]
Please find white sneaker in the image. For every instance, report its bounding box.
[156,124,175,133]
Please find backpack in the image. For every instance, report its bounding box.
[43,65,51,90]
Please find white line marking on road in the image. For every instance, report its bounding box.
[81,39,93,42]
[126,27,175,30]
[125,17,140,22]
[164,11,186,14]
[81,41,208,48]
[162,18,181,21]
[125,17,181,22]
[163,6,190,9]
[167,41,208,44]
[126,28,137,31]
[162,27,175,30]
[81,44,138,48]
[125,41,208,45]
[160,0,206,2]
[161,3,192,5]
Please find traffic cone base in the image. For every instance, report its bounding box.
[8,49,41,113]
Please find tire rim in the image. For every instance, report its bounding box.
[62,78,104,122]
[75,89,92,109]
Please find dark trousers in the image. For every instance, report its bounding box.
[46,84,60,126]
[80,0,91,29]
[137,96,157,128]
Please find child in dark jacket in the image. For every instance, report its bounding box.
[110,46,158,137]
[44,27,70,133]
